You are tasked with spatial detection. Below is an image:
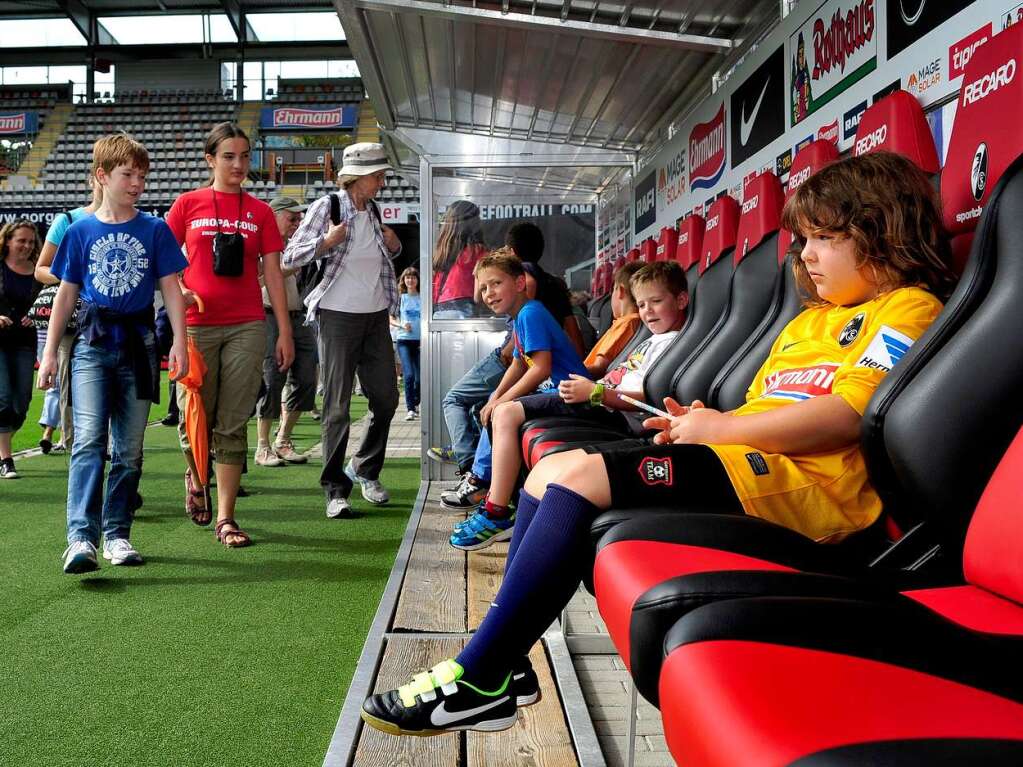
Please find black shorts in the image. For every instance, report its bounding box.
[517,392,630,431]
[584,441,744,514]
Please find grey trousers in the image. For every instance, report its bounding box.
[318,308,398,499]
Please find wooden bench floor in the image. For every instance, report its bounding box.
[350,484,580,767]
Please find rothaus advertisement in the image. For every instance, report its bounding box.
[791,0,878,125]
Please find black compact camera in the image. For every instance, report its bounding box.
[212,232,245,276]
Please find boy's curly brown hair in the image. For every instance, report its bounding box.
[782,151,957,305]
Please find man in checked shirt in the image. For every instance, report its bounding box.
[283,143,402,520]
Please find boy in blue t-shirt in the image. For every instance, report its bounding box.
[439,249,586,522]
[38,134,189,575]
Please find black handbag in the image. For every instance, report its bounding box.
[211,190,245,277]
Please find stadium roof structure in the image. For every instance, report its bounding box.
[338,0,779,195]
[0,1,351,64]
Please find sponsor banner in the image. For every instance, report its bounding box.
[259,105,357,130]
[1003,2,1023,29]
[689,103,727,192]
[0,206,168,227]
[842,99,868,140]
[816,118,840,144]
[0,112,39,135]
[790,0,878,126]
[656,147,686,215]
[634,171,656,233]
[477,203,593,221]
[872,78,901,102]
[730,45,786,168]
[949,23,992,80]
[905,57,943,96]
[377,203,420,224]
[776,148,794,178]
[795,134,815,155]
[887,1,977,59]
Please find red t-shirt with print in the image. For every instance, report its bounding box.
[165,187,284,326]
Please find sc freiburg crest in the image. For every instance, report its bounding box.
[838,312,865,346]
[638,457,673,487]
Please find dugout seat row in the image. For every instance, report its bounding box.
[590,23,1023,766]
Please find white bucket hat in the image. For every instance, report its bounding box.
[339,142,392,176]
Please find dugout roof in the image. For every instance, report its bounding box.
[336,0,779,192]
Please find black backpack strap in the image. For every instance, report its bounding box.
[329,192,341,225]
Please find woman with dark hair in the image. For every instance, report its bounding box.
[432,200,486,319]
[0,219,42,478]
[165,121,294,546]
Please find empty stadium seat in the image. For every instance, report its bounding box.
[658,413,1023,766]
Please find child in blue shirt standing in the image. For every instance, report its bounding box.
[38,134,189,575]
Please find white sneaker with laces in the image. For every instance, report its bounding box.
[345,461,390,505]
[255,445,284,467]
[326,496,353,519]
[62,540,99,574]
[103,538,143,566]
[404,410,416,421]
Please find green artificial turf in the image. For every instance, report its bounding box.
[1,405,414,766]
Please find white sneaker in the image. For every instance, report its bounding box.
[62,540,99,574]
[326,496,353,519]
[404,410,416,421]
[345,461,390,505]
[103,538,144,566]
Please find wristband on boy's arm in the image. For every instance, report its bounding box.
[589,382,605,408]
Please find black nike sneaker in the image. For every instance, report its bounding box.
[361,659,517,736]
[512,656,541,706]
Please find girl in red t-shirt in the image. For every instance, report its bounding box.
[432,200,486,318]
[165,122,294,547]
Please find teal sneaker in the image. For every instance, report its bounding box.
[450,509,515,551]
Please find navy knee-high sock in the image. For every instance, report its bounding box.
[505,490,539,565]
[457,484,597,688]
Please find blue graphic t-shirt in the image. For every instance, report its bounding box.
[52,212,187,314]
[397,293,421,341]
[512,299,587,392]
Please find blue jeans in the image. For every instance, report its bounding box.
[442,348,507,471]
[0,343,35,434]
[66,337,153,545]
[36,331,61,429]
[396,339,420,410]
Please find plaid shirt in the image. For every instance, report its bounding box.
[282,189,400,324]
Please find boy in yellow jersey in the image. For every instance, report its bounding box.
[362,152,958,738]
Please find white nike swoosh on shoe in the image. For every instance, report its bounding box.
[739,76,771,147]
[429,696,510,727]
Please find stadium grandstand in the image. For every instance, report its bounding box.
[5,2,1023,767]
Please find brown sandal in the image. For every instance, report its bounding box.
[184,469,212,527]
[215,518,251,548]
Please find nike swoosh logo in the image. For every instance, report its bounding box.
[782,340,805,351]
[429,696,509,727]
[740,76,771,147]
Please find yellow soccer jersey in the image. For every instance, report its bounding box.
[708,287,943,542]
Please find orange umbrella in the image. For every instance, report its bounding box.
[175,336,209,486]
[171,294,210,486]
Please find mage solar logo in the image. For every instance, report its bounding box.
[638,456,673,487]
[689,103,726,192]
[854,325,914,372]
[838,312,865,346]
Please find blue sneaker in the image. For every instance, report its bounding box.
[450,509,515,551]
